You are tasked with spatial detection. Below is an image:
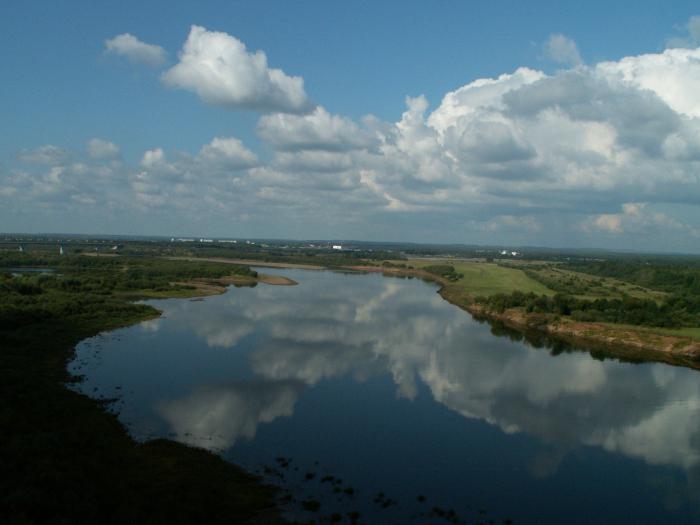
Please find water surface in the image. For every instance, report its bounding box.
[70,268,700,524]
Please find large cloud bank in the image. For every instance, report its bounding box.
[5,28,700,248]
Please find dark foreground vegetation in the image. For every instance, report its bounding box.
[0,252,281,524]
[420,264,464,282]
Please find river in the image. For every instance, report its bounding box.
[69,268,700,524]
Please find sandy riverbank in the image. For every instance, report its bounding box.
[175,273,298,297]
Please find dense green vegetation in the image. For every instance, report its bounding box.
[421,264,464,282]
[65,239,402,268]
[564,259,700,295]
[0,252,280,524]
[475,259,700,329]
[0,254,258,330]
[476,291,692,327]
[510,264,667,301]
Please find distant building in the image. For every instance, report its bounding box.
[18,245,23,253]
[59,245,64,256]
[332,245,343,250]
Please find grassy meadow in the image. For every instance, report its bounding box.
[395,258,700,339]
[404,259,553,296]
[511,264,667,302]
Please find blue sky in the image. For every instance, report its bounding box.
[2,1,700,251]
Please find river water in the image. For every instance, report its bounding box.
[69,268,700,524]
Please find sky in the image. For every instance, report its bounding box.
[2,1,700,252]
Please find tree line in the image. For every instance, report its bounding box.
[476,290,700,328]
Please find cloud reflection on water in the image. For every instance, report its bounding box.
[157,379,305,450]
[151,272,700,476]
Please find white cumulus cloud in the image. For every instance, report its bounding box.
[257,107,375,151]
[18,145,70,165]
[588,203,696,237]
[7,33,700,249]
[162,25,312,114]
[87,138,120,160]
[140,148,166,169]
[199,137,258,169]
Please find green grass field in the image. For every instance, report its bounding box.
[406,259,553,297]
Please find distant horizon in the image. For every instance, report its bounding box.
[3,230,700,257]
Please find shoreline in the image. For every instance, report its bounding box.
[340,263,700,370]
[172,273,298,297]
[442,288,700,371]
[160,255,700,369]
[2,266,291,523]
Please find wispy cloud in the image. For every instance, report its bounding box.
[543,34,582,66]
[104,33,167,67]
[666,15,700,49]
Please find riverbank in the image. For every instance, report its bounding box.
[1,258,290,524]
[442,287,700,370]
[162,256,700,368]
[342,263,700,370]
[172,273,298,296]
